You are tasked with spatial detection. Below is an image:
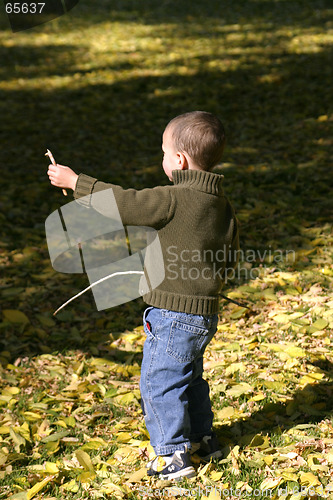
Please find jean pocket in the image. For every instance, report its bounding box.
[166,321,210,363]
[143,307,155,338]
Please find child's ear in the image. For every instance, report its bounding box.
[176,152,189,170]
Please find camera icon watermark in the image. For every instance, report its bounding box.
[4,0,80,32]
[45,188,165,313]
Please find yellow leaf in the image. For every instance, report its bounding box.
[18,422,31,442]
[3,309,29,324]
[228,445,240,459]
[284,346,306,358]
[225,362,246,376]
[113,392,135,405]
[27,475,55,500]
[197,461,212,478]
[41,430,70,443]
[129,438,146,447]
[299,471,321,487]
[99,479,125,495]
[260,477,283,490]
[77,471,96,483]
[113,445,138,464]
[75,449,94,471]
[44,462,59,474]
[81,439,106,451]
[210,470,223,481]
[115,432,132,443]
[248,434,270,449]
[2,387,20,395]
[64,416,76,428]
[8,493,28,500]
[230,307,248,319]
[226,383,253,397]
[155,456,166,472]
[300,373,324,385]
[216,406,234,419]
[23,411,42,421]
[9,428,25,451]
[36,314,55,327]
[281,472,298,482]
[308,318,329,333]
[54,420,67,428]
[272,314,291,324]
[122,332,142,343]
[61,479,79,492]
[0,450,8,467]
[45,440,60,454]
[251,393,266,401]
[126,467,147,483]
[326,449,333,464]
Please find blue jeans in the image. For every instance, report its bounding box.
[140,307,218,456]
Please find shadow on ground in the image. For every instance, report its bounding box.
[215,374,333,450]
[0,0,331,361]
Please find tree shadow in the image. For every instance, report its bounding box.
[0,3,331,362]
[215,371,333,449]
[0,43,142,82]
[34,0,333,30]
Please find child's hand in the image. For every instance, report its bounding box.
[47,164,78,192]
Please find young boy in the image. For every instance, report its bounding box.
[47,111,239,480]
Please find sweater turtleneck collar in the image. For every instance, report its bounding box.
[172,169,224,195]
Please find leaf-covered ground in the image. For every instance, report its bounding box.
[0,0,332,498]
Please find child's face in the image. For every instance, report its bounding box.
[162,127,179,181]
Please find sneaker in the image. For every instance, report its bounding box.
[191,433,222,461]
[147,449,196,480]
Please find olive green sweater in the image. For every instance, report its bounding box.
[74,169,239,315]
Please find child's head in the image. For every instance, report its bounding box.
[162,111,225,180]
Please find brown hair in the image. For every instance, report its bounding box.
[166,111,225,171]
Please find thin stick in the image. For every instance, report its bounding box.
[219,293,251,309]
[45,149,67,196]
[53,270,144,316]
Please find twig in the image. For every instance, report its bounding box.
[219,293,251,309]
[45,149,67,196]
[53,270,144,316]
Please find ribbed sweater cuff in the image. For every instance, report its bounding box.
[74,173,98,207]
[143,290,220,315]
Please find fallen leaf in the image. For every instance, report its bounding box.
[75,449,94,471]
[126,467,147,483]
[3,309,29,324]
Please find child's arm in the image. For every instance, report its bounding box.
[47,164,78,192]
[74,173,174,229]
[47,167,174,229]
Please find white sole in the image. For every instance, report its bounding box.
[162,466,196,480]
